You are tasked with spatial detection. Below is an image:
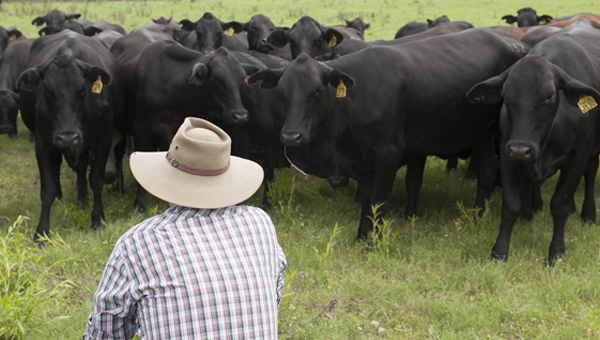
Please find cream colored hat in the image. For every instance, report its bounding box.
[129,117,264,209]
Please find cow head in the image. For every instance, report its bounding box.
[179,12,243,52]
[17,55,111,148]
[248,54,354,146]
[427,15,450,28]
[0,90,19,135]
[345,17,370,35]
[467,55,600,163]
[188,47,259,125]
[32,9,81,33]
[152,16,173,25]
[267,16,344,59]
[501,8,553,27]
[243,14,283,53]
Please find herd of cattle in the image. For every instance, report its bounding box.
[1,7,600,265]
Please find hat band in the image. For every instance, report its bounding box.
[166,152,230,176]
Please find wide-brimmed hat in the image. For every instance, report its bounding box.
[129,117,264,209]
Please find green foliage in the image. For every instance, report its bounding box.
[368,203,397,255]
[311,222,342,268]
[267,171,297,216]
[56,201,91,230]
[0,216,75,340]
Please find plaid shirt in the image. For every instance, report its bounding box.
[83,205,286,340]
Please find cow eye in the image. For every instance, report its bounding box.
[547,93,555,102]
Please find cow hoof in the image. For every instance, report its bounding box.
[490,251,507,262]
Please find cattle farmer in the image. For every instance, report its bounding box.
[83,117,287,339]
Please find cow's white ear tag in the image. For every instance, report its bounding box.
[224,27,234,36]
[336,79,346,98]
[92,76,103,94]
[578,95,597,113]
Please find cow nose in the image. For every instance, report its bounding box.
[53,131,82,147]
[0,125,13,134]
[328,175,349,188]
[281,132,303,146]
[232,110,248,124]
[508,144,533,161]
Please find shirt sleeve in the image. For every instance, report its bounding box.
[276,243,287,308]
[82,243,138,340]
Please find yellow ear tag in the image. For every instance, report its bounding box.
[9,34,16,41]
[95,32,98,35]
[328,34,337,47]
[224,27,234,36]
[336,79,346,98]
[578,95,598,113]
[91,76,103,94]
[539,19,547,25]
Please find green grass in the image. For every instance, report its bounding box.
[1,1,600,339]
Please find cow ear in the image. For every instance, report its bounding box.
[364,23,370,30]
[84,26,103,36]
[7,27,23,40]
[466,70,509,104]
[241,22,250,31]
[537,15,553,25]
[38,27,57,36]
[267,29,289,48]
[66,14,82,21]
[553,65,600,109]
[324,28,344,47]
[222,21,244,34]
[502,15,517,24]
[345,19,352,26]
[247,68,283,89]
[325,68,354,89]
[16,68,42,91]
[180,19,197,31]
[32,16,45,26]
[189,63,208,86]
[84,66,111,87]
[427,19,434,28]
[241,64,262,76]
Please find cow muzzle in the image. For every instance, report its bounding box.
[328,175,349,188]
[281,132,306,146]
[231,110,249,125]
[0,124,15,134]
[53,130,82,148]
[506,142,535,161]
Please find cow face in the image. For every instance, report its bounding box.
[267,16,344,59]
[32,9,81,33]
[180,12,243,52]
[188,47,258,125]
[248,54,354,146]
[17,55,111,148]
[345,17,369,35]
[502,7,553,27]
[427,15,450,28]
[244,14,278,53]
[467,55,600,163]
[0,90,19,135]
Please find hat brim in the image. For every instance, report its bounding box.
[130,151,264,209]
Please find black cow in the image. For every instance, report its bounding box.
[241,14,291,57]
[126,41,259,210]
[0,38,34,137]
[344,17,370,36]
[502,8,553,27]
[518,25,561,47]
[249,28,529,239]
[179,12,248,52]
[467,24,600,264]
[17,31,123,241]
[38,21,103,36]
[394,15,451,38]
[31,9,81,32]
[0,26,24,63]
[93,30,124,49]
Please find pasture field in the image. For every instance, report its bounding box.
[1,0,600,339]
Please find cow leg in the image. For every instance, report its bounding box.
[519,175,534,221]
[548,157,588,264]
[356,176,375,239]
[472,132,497,215]
[88,137,111,230]
[491,149,522,261]
[356,149,401,239]
[445,156,458,172]
[532,184,543,213]
[262,165,275,209]
[75,152,89,206]
[465,157,477,180]
[404,155,426,218]
[34,140,62,242]
[581,155,599,223]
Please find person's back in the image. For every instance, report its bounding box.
[83,118,286,339]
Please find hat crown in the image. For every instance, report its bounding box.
[168,118,231,172]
